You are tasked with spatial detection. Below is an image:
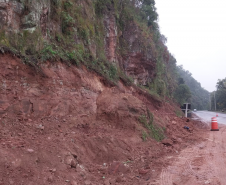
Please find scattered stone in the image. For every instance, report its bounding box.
[37,124,44,130]
[161,139,173,146]
[65,155,78,168]
[71,160,77,168]
[138,168,149,175]
[172,121,177,124]
[27,149,34,153]
[49,168,56,172]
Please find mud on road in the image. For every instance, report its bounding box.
[158,124,226,185]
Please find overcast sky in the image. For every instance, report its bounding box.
[155,0,226,92]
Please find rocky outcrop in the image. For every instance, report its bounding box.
[0,0,52,34]
[0,0,157,86]
[121,22,156,85]
[104,12,117,63]
[103,8,156,85]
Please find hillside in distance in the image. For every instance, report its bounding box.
[177,65,209,110]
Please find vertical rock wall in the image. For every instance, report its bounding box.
[0,0,156,86]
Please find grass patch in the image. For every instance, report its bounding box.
[139,112,165,142]
[142,130,148,141]
[175,110,183,117]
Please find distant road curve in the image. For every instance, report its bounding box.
[193,110,226,125]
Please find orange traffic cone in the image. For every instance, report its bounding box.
[216,113,218,117]
[211,117,219,131]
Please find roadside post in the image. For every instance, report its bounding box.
[180,103,191,118]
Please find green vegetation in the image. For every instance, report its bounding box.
[142,130,148,141]
[210,78,226,111]
[139,113,165,142]
[177,65,209,109]
[94,0,111,16]
[0,0,121,83]
[174,84,191,105]
[0,0,209,108]
[175,109,183,117]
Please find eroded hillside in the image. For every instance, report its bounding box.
[0,0,209,184]
[0,53,208,184]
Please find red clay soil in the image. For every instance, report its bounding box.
[0,54,209,185]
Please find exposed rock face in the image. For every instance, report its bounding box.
[123,52,155,85]
[0,0,23,30]
[0,54,98,121]
[103,11,156,85]
[104,12,117,63]
[0,0,56,35]
[0,54,150,124]
[0,0,156,86]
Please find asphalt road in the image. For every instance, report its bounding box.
[193,110,226,125]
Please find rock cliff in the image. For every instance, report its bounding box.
[0,0,164,86]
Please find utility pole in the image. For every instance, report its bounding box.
[209,93,211,110]
[214,91,216,111]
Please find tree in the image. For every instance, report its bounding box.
[213,78,226,110]
[176,66,209,110]
[138,0,158,28]
[178,77,185,85]
[216,78,226,90]
[174,84,191,105]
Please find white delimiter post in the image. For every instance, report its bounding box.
[185,103,188,118]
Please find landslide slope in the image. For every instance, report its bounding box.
[0,0,208,184]
[0,54,207,185]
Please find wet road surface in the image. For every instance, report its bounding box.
[193,111,226,125]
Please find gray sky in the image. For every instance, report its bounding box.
[155,0,226,92]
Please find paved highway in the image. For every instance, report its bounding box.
[193,110,226,125]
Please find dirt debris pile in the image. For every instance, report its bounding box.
[0,54,207,184]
